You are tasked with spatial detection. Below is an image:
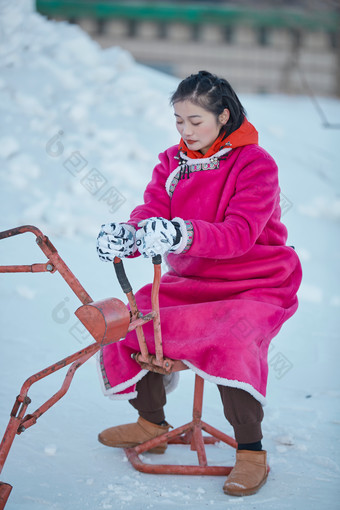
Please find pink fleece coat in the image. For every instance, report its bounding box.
[98,143,302,404]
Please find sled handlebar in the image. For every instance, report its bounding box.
[113,257,132,294]
[113,255,161,295]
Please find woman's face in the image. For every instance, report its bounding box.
[173,100,229,155]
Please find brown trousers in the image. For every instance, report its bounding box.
[129,371,263,444]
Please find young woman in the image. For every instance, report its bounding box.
[96,71,302,496]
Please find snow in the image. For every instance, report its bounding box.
[0,1,340,509]
[225,482,247,489]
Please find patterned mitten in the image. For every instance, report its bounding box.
[136,217,183,258]
[97,222,137,261]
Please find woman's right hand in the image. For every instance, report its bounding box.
[96,223,137,261]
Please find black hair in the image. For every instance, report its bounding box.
[170,70,246,139]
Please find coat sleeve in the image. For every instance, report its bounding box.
[187,150,281,259]
[128,150,172,228]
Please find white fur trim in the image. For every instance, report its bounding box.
[182,360,266,406]
[96,350,179,399]
[107,369,148,394]
[163,372,180,394]
[96,350,108,395]
[96,351,148,399]
[165,165,180,195]
[171,216,188,254]
[109,391,137,400]
[165,148,232,196]
[96,351,264,405]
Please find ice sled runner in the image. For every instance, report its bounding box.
[0,225,238,509]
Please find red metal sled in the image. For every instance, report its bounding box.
[113,256,237,476]
[0,225,237,509]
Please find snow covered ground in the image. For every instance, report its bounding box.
[0,1,340,509]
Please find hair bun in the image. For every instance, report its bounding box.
[198,70,214,80]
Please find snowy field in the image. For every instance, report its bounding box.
[0,1,340,509]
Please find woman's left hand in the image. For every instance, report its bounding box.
[136,217,181,258]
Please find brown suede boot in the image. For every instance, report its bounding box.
[223,450,268,497]
[98,417,172,454]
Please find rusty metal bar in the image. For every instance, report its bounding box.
[151,260,164,363]
[0,263,53,273]
[19,343,99,397]
[127,311,156,331]
[133,323,150,361]
[0,225,44,240]
[132,353,188,374]
[0,399,31,473]
[19,344,100,432]
[192,374,204,420]
[124,448,233,476]
[133,422,194,455]
[191,424,208,466]
[190,375,205,462]
[0,342,99,475]
[0,226,92,305]
[0,483,12,510]
[169,432,218,445]
[35,236,93,304]
[113,257,151,360]
[201,422,238,448]
[124,410,237,475]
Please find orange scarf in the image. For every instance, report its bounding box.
[178,118,258,159]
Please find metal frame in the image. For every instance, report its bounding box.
[0,225,237,509]
[0,226,130,508]
[112,254,237,475]
[124,373,237,476]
